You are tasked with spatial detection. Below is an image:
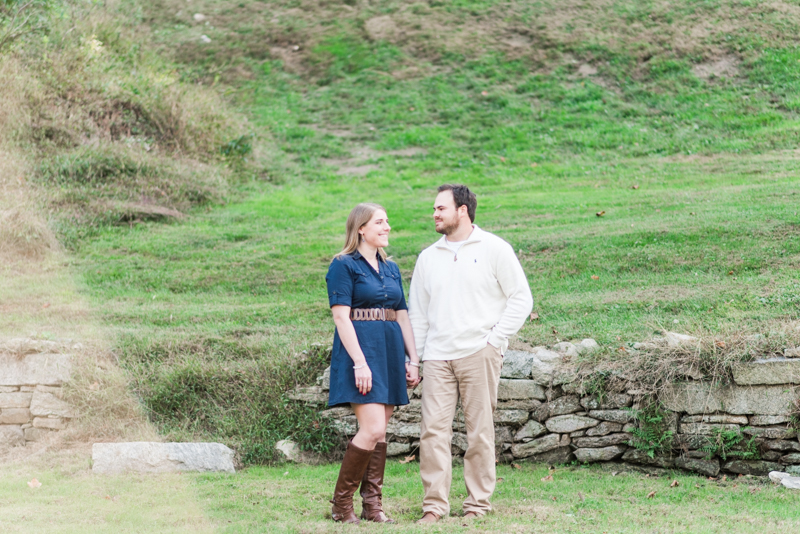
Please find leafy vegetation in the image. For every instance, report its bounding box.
[699,427,761,461]
[626,401,676,459]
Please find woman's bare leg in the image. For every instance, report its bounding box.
[351,403,393,449]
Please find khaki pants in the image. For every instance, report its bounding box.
[419,344,503,517]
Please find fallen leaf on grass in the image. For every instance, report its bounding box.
[89,381,100,391]
[27,478,41,489]
[631,185,639,190]
[578,492,585,501]
[591,275,600,280]
[399,455,415,464]
[596,211,606,217]
[715,341,726,348]
[541,475,554,482]
[531,162,538,167]
[646,491,656,499]
[481,91,488,96]
[42,303,50,309]
[551,496,557,501]
[530,312,539,321]
[499,156,506,162]
[512,463,521,469]
[670,480,679,488]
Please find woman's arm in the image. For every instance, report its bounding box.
[396,310,421,387]
[331,305,372,395]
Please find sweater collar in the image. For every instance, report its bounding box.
[434,225,483,249]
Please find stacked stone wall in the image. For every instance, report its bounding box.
[290,335,800,477]
[0,340,73,447]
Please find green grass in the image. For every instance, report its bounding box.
[4,459,799,533]
[193,461,800,533]
[0,462,214,533]
[60,0,800,460]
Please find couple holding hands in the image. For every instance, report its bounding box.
[325,184,533,524]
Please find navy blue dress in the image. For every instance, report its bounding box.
[326,251,410,407]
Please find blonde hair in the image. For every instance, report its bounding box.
[334,203,388,261]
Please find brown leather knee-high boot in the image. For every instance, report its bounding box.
[360,441,394,523]
[330,440,373,523]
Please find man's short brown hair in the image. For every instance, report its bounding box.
[437,184,477,222]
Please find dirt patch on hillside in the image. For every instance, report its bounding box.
[693,55,741,80]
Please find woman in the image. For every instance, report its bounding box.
[325,203,422,524]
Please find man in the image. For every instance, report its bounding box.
[409,184,533,522]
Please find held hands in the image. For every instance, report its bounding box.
[405,363,421,388]
[354,365,372,396]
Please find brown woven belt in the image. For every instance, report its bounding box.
[350,308,397,321]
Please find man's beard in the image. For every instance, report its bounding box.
[435,217,459,236]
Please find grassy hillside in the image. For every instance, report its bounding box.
[5,0,800,462]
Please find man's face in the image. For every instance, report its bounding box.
[433,190,461,236]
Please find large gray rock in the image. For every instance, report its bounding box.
[763,440,800,452]
[386,442,411,457]
[0,408,30,424]
[661,382,798,415]
[497,379,546,400]
[586,421,623,436]
[0,392,32,408]
[451,432,469,454]
[572,433,632,448]
[29,390,74,418]
[514,420,547,441]
[495,426,514,446]
[580,394,632,410]
[500,351,537,378]
[574,445,626,462]
[317,367,331,390]
[0,353,71,386]
[544,395,582,416]
[493,409,529,425]
[529,349,575,386]
[621,448,674,468]
[386,422,420,438]
[552,342,578,358]
[781,453,800,464]
[750,415,790,426]
[588,410,634,423]
[545,414,599,433]
[722,460,781,476]
[330,416,358,435]
[681,414,749,425]
[394,400,422,422]
[681,423,742,436]
[525,446,574,464]
[92,442,235,474]
[0,425,25,447]
[675,457,720,477]
[733,358,800,385]
[510,434,561,458]
[285,386,327,404]
[497,399,541,411]
[743,426,796,440]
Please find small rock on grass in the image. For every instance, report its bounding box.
[769,471,791,484]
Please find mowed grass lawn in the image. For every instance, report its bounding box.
[2,459,799,533]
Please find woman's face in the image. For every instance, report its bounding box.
[359,209,390,249]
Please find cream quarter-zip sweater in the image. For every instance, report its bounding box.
[408,225,533,361]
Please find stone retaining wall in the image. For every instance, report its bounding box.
[0,339,73,447]
[289,335,800,477]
